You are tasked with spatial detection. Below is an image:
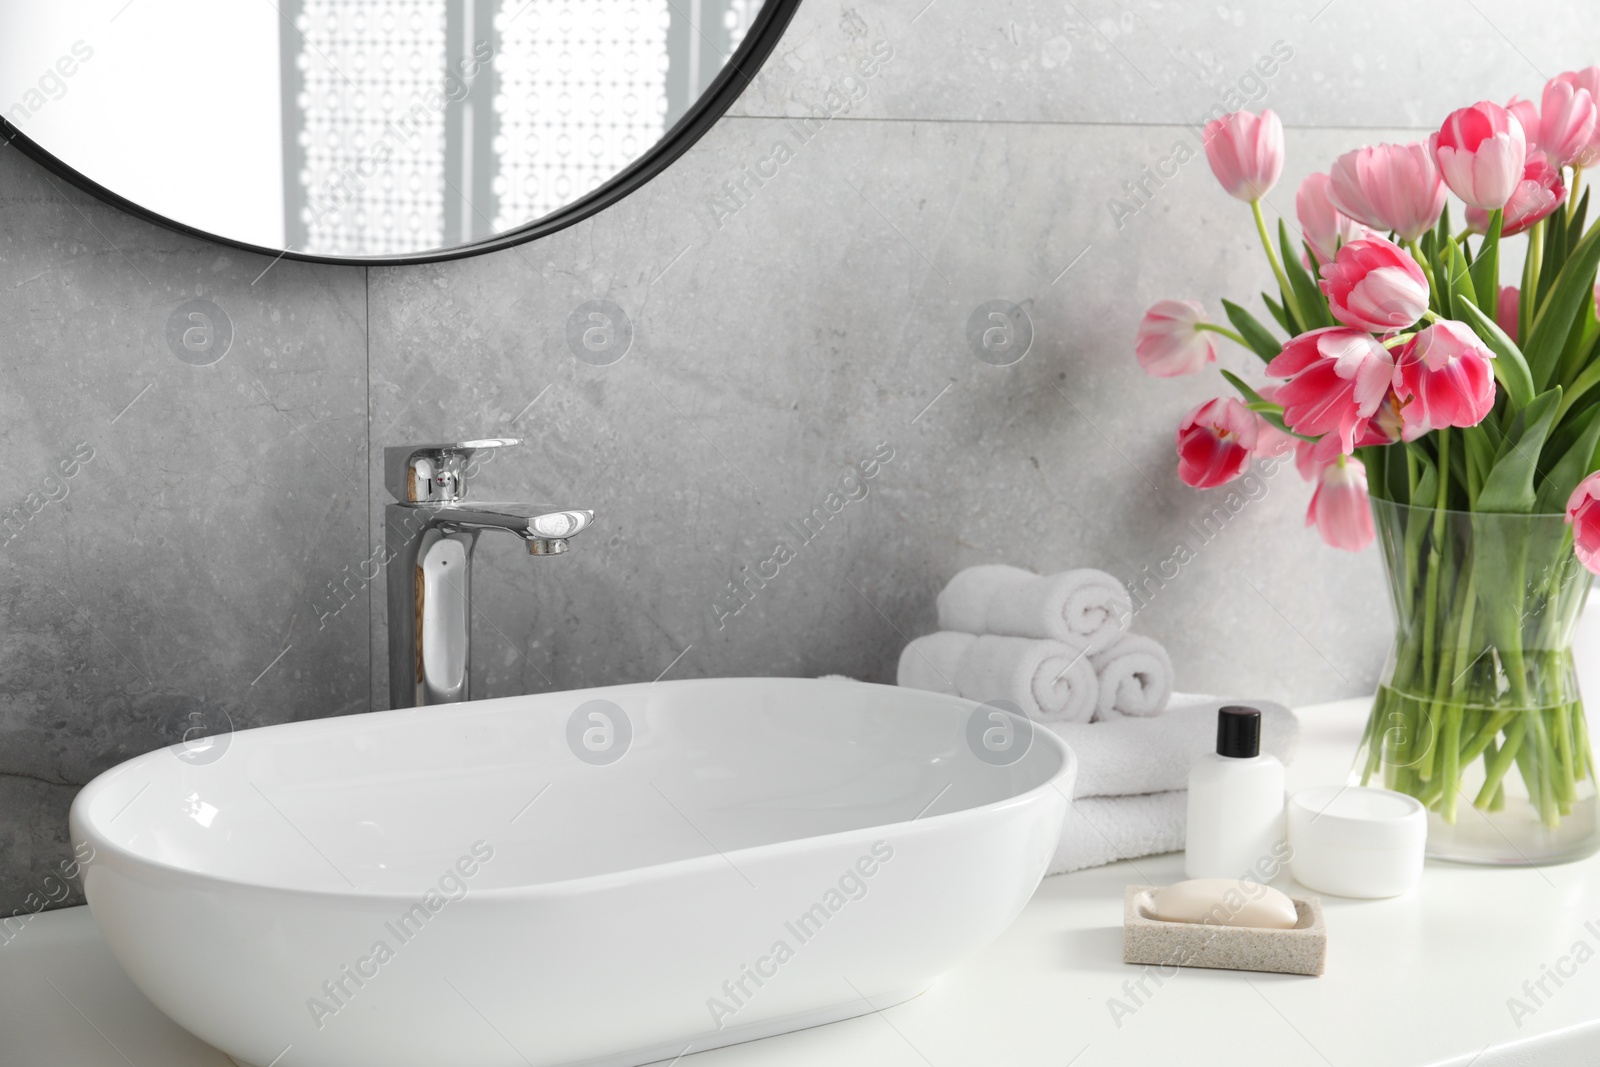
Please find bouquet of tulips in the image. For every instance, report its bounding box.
[1136,74,1600,838]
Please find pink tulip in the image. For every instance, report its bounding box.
[1537,80,1599,169]
[1327,141,1447,243]
[1293,434,1340,481]
[1251,385,1299,460]
[1436,102,1528,211]
[1556,68,1600,104]
[1319,236,1430,333]
[1507,96,1542,149]
[1266,327,1396,453]
[1393,321,1498,439]
[1497,286,1520,342]
[1135,300,1217,377]
[1175,398,1258,489]
[1554,68,1600,167]
[1307,457,1376,552]
[1203,109,1284,202]
[1465,150,1566,237]
[1253,419,1298,459]
[1369,391,1410,445]
[1569,473,1600,575]
[1297,172,1371,266]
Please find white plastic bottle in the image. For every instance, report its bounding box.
[1185,706,1286,880]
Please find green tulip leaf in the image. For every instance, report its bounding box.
[1221,299,1282,363]
[1477,387,1562,514]
[1278,221,1333,329]
[1525,217,1600,390]
[1470,209,1502,317]
[1534,405,1600,515]
[1261,292,1292,335]
[1461,422,1497,500]
[1445,239,1477,321]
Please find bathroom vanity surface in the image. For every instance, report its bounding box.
[6,698,1600,1067]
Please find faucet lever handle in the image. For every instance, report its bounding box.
[384,439,520,503]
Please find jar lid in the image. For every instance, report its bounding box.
[1289,786,1426,850]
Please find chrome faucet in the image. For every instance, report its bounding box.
[384,439,593,709]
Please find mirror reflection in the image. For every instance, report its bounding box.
[0,0,765,258]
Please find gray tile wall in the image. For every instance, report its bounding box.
[2,0,1584,913]
[0,153,371,915]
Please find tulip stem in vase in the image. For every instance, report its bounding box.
[1139,92,1600,864]
[1520,218,1541,343]
[1527,215,1544,305]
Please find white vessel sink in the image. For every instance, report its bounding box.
[70,677,1073,1067]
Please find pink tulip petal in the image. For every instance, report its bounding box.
[1136,300,1217,377]
[1205,110,1285,202]
[1307,459,1375,551]
[1327,141,1445,242]
[1436,102,1528,210]
[1568,475,1600,576]
[1176,397,1258,489]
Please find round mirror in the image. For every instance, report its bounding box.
[0,0,797,263]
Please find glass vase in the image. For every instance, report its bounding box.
[1353,499,1600,865]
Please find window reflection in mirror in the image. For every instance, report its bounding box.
[0,0,764,258]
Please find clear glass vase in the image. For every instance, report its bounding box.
[1353,499,1600,865]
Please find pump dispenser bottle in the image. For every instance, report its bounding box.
[1185,705,1286,879]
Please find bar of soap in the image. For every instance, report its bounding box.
[1124,886,1326,976]
[1149,878,1298,929]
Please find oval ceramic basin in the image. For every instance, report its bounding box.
[70,677,1074,1067]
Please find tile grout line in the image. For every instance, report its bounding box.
[721,113,1440,133]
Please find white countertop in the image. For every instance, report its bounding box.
[6,698,1600,1067]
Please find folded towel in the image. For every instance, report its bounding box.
[897,632,1099,724]
[1089,632,1174,720]
[1046,697,1300,799]
[1051,790,1186,874]
[936,565,1131,653]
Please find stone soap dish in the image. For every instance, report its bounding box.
[1122,886,1326,976]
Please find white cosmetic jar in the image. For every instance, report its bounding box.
[1287,786,1426,898]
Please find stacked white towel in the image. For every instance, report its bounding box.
[1056,791,1187,874]
[1045,697,1300,874]
[1049,699,1298,799]
[893,566,1296,875]
[1090,632,1174,720]
[897,633,1099,724]
[936,564,1131,653]
[905,565,1172,723]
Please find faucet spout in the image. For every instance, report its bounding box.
[416,503,592,557]
[382,441,592,709]
[421,502,594,541]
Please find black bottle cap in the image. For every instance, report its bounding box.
[1216,705,1262,759]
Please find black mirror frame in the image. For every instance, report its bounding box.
[0,0,803,267]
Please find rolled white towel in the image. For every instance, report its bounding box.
[1089,632,1173,721]
[897,632,1099,724]
[936,565,1131,653]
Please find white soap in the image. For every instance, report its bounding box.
[1148,878,1299,930]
